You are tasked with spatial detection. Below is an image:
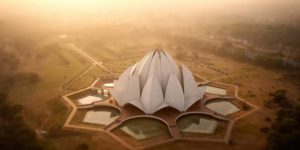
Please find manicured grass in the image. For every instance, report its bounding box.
[67,66,107,90]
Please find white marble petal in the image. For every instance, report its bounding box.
[111,66,133,105]
[112,50,205,114]
[165,75,185,111]
[141,75,165,114]
[136,50,155,89]
[119,74,140,105]
[182,65,202,109]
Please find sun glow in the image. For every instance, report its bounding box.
[1,0,299,22]
[0,0,232,15]
[1,0,134,16]
[34,0,118,9]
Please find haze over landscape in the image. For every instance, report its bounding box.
[1,0,300,26]
[0,0,300,150]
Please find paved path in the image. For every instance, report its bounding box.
[67,43,111,73]
[63,79,100,128]
[63,64,96,89]
[62,42,113,89]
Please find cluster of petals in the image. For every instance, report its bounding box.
[112,50,205,114]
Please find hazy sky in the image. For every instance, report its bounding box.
[1,0,299,15]
[1,0,300,25]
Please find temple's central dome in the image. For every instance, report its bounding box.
[112,50,205,114]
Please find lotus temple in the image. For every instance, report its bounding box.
[63,50,258,149]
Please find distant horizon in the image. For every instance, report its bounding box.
[1,0,300,26]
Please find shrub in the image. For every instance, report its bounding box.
[260,126,270,134]
[242,103,251,111]
[265,117,272,122]
[76,143,89,150]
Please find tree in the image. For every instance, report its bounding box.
[0,92,42,150]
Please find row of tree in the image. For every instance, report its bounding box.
[218,23,300,49]
[267,90,300,150]
[216,41,286,69]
